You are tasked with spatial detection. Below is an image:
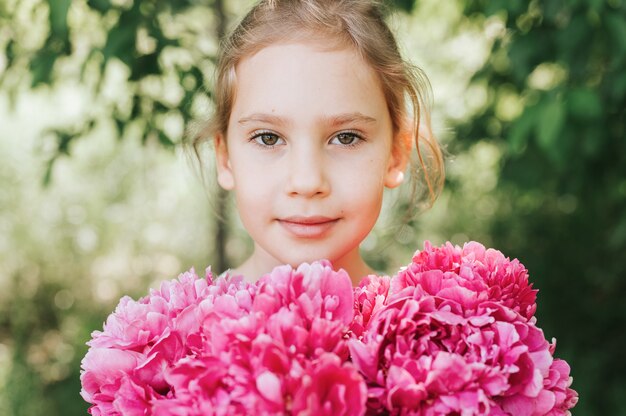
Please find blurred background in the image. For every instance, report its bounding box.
[0,0,624,414]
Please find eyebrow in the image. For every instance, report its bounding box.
[237,112,377,127]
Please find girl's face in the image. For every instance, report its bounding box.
[215,40,407,276]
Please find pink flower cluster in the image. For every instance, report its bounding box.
[350,241,578,415]
[81,262,366,415]
[81,241,577,415]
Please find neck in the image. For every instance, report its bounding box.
[232,243,373,286]
[330,248,375,286]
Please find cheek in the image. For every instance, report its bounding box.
[230,149,278,192]
[337,160,386,211]
[234,177,275,214]
[230,160,279,221]
[234,185,272,237]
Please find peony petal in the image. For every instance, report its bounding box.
[256,371,284,405]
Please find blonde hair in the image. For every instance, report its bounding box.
[189,0,444,208]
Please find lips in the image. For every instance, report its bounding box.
[277,216,340,239]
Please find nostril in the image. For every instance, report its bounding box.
[286,166,329,197]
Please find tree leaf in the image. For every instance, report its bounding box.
[158,131,175,147]
[86,0,111,14]
[29,49,57,87]
[49,0,72,38]
[508,105,537,155]
[536,97,565,155]
[102,18,137,67]
[391,0,417,13]
[605,13,626,60]
[42,157,56,187]
[129,52,160,81]
[508,36,539,84]
[567,88,602,120]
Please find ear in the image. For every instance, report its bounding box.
[384,128,411,189]
[214,133,235,190]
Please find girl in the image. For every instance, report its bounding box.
[189,0,444,285]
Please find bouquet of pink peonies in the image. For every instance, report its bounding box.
[81,242,577,415]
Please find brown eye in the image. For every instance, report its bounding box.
[331,132,362,146]
[253,132,283,146]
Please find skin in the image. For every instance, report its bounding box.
[214,40,409,285]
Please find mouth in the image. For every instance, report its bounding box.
[277,216,340,239]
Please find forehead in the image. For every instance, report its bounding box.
[230,40,388,123]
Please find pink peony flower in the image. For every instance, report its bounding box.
[392,241,537,320]
[254,261,355,326]
[351,274,391,338]
[80,267,258,415]
[349,241,577,415]
[291,353,368,416]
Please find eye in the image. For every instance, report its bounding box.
[250,131,284,147]
[330,132,363,147]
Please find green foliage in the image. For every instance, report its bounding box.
[0,119,217,415]
[391,0,418,13]
[456,0,626,413]
[27,0,72,87]
[1,0,211,180]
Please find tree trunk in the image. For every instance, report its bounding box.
[213,0,229,273]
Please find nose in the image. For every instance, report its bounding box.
[285,145,330,198]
